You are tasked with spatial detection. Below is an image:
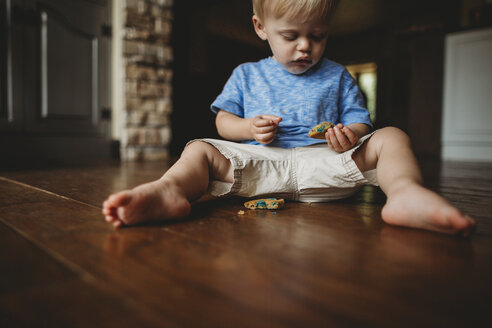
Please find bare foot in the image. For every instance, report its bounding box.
[381,184,476,236]
[101,179,191,228]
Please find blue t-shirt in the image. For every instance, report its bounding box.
[211,57,372,148]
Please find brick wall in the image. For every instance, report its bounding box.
[120,0,173,161]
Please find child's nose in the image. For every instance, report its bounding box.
[297,37,311,52]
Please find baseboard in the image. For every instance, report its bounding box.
[441,143,492,162]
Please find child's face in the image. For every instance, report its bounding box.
[253,13,329,75]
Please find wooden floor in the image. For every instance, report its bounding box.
[1,159,491,327]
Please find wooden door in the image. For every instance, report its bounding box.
[1,0,112,167]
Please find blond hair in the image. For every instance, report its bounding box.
[252,0,340,23]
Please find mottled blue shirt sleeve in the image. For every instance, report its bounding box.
[211,67,244,117]
[338,69,371,127]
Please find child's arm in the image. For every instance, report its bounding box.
[216,110,282,144]
[325,123,370,153]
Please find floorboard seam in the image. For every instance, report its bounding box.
[0,218,99,285]
[0,176,100,210]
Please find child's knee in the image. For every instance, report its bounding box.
[181,140,217,163]
[183,141,232,181]
[183,140,217,158]
[373,127,410,147]
[357,127,411,165]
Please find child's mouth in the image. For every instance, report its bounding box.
[293,58,312,65]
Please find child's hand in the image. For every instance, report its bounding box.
[325,123,359,152]
[249,115,282,144]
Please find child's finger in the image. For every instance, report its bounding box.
[260,115,282,124]
[254,124,277,134]
[325,135,334,149]
[342,127,358,145]
[256,132,275,144]
[254,118,276,128]
[326,128,343,152]
[334,126,351,149]
[254,122,276,132]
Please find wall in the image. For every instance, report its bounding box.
[441,27,492,161]
[113,0,173,161]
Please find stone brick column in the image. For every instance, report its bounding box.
[120,0,173,161]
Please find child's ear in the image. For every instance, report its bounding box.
[252,15,268,40]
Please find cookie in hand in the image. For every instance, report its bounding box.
[308,122,334,139]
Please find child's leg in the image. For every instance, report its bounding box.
[352,127,476,236]
[102,141,233,227]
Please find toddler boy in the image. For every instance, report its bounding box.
[102,0,475,236]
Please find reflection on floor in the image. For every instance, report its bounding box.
[1,159,491,327]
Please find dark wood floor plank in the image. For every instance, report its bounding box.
[0,180,339,327]
[0,222,167,328]
[1,160,492,327]
[164,201,492,325]
[0,178,58,207]
[3,177,490,326]
[0,222,77,294]
[0,161,168,209]
[2,159,490,230]
[0,278,167,328]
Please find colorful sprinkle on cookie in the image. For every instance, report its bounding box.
[308,121,334,139]
[244,198,285,210]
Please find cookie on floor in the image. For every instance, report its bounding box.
[244,198,285,210]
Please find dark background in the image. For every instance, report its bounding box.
[170,0,488,159]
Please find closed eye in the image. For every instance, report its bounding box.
[281,33,297,41]
[310,34,327,42]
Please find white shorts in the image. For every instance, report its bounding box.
[192,132,378,203]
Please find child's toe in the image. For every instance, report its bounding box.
[102,207,111,216]
[108,191,132,207]
[105,215,115,223]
